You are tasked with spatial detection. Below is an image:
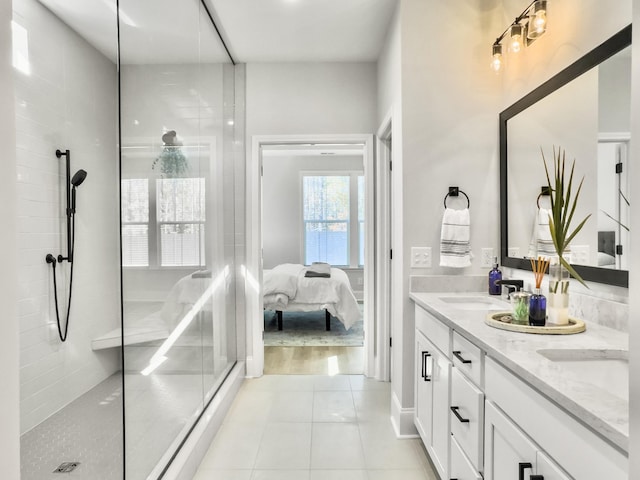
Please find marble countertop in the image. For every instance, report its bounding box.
[410,291,629,452]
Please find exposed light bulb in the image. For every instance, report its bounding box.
[491,44,503,72]
[491,55,502,72]
[527,0,547,39]
[533,11,546,31]
[510,24,524,53]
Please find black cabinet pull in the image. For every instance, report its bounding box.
[450,406,470,423]
[519,462,533,480]
[453,350,472,364]
[422,351,432,381]
[530,476,544,480]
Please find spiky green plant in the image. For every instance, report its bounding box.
[542,147,591,288]
[152,146,189,178]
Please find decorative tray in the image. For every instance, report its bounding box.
[485,312,586,335]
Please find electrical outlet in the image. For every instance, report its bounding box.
[481,248,495,268]
[411,247,432,268]
[508,247,520,257]
[570,245,589,265]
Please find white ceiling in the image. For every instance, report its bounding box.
[207,0,398,63]
[37,0,398,64]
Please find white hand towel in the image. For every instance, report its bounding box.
[527,208,561,258]
[440,208,472,268]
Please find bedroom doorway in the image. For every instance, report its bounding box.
[262,144,366,374]
[248,134,376,377]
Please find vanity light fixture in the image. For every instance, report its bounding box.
[491,0,548,71]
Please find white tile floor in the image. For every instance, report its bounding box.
[194,375,438,480]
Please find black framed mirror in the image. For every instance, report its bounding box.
[500,25,631,288]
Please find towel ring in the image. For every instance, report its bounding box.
[536,186,551,209]
[444,187,470,209]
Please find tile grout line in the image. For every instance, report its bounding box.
[309,384,316,474]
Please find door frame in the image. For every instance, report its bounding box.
[375,111,393,381]
[246,133,376,377]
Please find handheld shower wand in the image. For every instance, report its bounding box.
[45,149,88,342]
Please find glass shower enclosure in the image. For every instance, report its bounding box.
[119,0,240,477]
[15,0,242,478]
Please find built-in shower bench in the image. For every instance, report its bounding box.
[91,312,169,350]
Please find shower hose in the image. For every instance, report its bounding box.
[48,214,76,342]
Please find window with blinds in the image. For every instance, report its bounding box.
[302,174,364,267]
[120,177,205,267]
[157,178,205,267]
[121,179,149,267]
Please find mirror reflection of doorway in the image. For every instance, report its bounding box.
[261,143,366,375]
[597,139,630,270]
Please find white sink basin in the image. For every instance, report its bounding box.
[537,349,628,401]
[438,296,506,310]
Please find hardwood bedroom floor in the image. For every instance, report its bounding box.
[264,346,364,374]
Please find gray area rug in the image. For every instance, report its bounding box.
[264,309,364,347]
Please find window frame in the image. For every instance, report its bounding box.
[120,138,214,269]
[300,171,364,268]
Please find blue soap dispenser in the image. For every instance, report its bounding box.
[488,256,502,295]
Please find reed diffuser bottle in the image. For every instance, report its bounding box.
[529,257,548,326]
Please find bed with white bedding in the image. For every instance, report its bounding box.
[263,263,361,331]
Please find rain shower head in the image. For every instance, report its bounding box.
[71,169,87,187]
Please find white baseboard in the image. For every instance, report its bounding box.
[162,362,245,480]
[390,390,419,438]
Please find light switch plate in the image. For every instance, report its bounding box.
[411,247,432,268]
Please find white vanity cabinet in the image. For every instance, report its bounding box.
[412,295,628,480]
[485,356,627,480]
[450,435,483,480]
[484,400,570,480]
[414,307,451,480]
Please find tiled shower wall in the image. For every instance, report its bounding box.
[14,0,120,433]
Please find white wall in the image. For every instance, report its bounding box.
[246,62,377,135]
[262,154,363,268]
[0,0,20,474]
[14,0,121,433]
[377,4,401,126]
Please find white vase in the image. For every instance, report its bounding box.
[548,262,569,325]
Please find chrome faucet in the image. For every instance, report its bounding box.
[494,279,524,300]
